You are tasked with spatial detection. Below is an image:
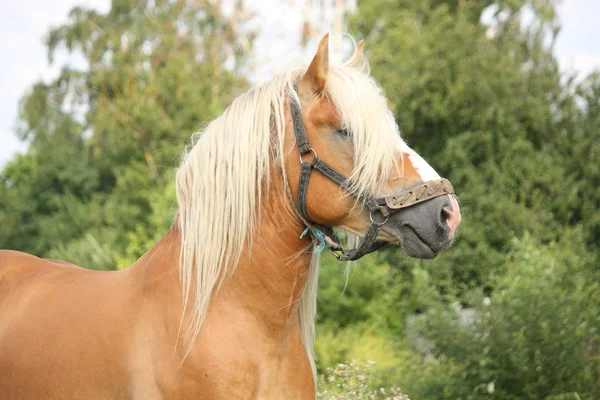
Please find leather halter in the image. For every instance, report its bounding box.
[289,88,454,261]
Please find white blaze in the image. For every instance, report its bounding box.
[402,143,441,181]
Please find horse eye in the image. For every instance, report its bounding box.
[336,128,350,137]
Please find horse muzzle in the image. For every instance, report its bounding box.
[380,194,461,259]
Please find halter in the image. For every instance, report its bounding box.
[288,87,455,261]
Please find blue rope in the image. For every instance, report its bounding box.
[300,227,329,253]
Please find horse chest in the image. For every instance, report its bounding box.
[136,319,315,400]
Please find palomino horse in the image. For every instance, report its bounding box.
[0,35,461,399]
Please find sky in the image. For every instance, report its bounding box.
[1,0,599,169]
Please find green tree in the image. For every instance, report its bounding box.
[348,0,598,299]
[1,0,254,268]
[313,1,600,396]
[0,98,98,256]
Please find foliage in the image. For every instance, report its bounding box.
[0,0,253,268]
[406,228,600,399]
[318,0,600,396]
[348,0,600,292]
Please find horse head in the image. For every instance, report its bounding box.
[284,34,461,260]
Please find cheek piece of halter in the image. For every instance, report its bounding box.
[288,87,455,261]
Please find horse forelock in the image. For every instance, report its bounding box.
[325,61,405,199]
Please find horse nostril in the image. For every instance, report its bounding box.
[442,203,461,239]
[441,207,451,223]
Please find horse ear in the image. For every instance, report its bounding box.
[347,40,367,71]
[299,33,329,96]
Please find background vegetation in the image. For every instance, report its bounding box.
[1,0,598,398]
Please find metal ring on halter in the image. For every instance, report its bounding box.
[298,147,318,164]
[369,210,389,227]
[328,248,342,260]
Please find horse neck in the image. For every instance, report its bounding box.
[217,171,313,332]
[131,170,313,337]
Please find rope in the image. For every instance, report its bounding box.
[300,228,329,253]
[284,177,340,253]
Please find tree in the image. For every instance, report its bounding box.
[312,0,600,396]
[1,0,254,269]
[347,0,598,296]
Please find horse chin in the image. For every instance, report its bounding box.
[381,224,438,260]
[338,221,438,260]
[399,225,439,259]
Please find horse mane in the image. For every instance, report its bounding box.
[174,42,403,379]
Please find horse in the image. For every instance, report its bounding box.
[0,35,461,399]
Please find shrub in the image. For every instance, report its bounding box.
[409,228,600,400]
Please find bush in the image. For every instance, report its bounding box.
[409,227,600,400]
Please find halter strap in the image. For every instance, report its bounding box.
[290,92,312,155]
[288,86,454,261]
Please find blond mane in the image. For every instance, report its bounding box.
[174,44,404,379]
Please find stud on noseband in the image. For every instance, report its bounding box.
[286,85,454,261]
